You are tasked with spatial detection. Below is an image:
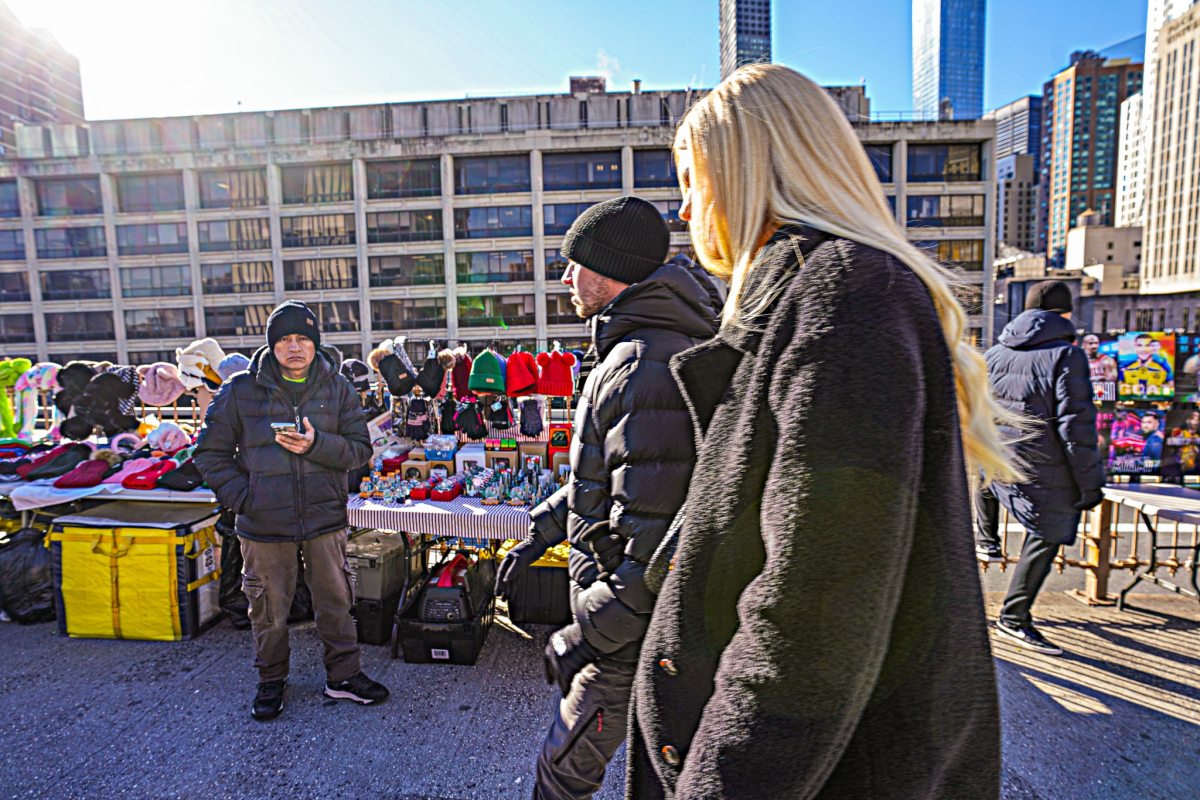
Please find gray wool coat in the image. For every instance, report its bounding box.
[627,226,1001,799]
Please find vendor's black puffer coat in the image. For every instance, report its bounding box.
[530,260,721,660]
[986,309,1104,544]
[194,346,370,542]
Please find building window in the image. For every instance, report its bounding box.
[36,177,102,216]
[545,249,569,281]
[280,214,356,247]
[0,272,29,302]
[311,301,360,332]
[201,262,273,295]
[283,257,358,291]
[542,151,622,191]
[370,297,447,330]
[41,269,111,301]
[912,239,984,271]
[0,314,34,343]
[124,307,194,339]
[197,219,271,252]
[281,164,354,204]
[650,199,687,232]
[454,155,531,195]
[116,222,188,255]
[198,169,268,209]
[120,265,192,298]
[546,293,578,325]
[1135,308,1154,329]
[906,195,986,227]
[48,311,115,341]
[632,150,678,188]
[453,206,533,239]
[127,349,177,365]
[543,203,592,236]
[455,251,534,284]
[0,231,22,260]
[115,173,185,213]
[907,144,983,182]
[204,304,274,337]
[35,227,107,259]
[366,159,441,199]
[1101,309,1109,331]
[864,144,893,183]
[368,254,445,287]
[457,294,536,327]
[0,181,20,217]
[365,210,442,243]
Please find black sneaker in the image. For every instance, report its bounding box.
[995,620,1062,656]
[324,672,389,705]
[976,543,1003,562]
[251,680,286,720]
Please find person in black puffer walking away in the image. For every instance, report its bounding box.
[628,65,1023,800]
[194,300,388,721]
[981,280,1105,656]
[494,196,720,800]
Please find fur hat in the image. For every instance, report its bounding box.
[137,363,186,407]
[216,353,250,383]
[340,358,372,392]
[176,339,227,391]
[145,421,190,455]
[54,361,99,415]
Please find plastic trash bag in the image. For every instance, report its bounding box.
[0,527,56,624]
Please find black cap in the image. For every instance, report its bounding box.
[561,196,670,285]
[266,300,321,350]
[1025,280,1074,313]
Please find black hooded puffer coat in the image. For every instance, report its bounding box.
[194,345,370,542]
[529,260,722,660]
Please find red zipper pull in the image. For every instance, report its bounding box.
[597,710,603,733]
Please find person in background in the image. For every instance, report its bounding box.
[195,300,387,721]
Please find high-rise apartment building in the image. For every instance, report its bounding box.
[912,0,987,120]
[719,0,771,81]
[0,83,995,362]
[0,2,85,157]
[996,154,1038,252]
[986,95,1043,172]
[1039,52,1142,263]
[1141,4,1200,293]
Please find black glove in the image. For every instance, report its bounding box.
[543,623,598,697]
[579,520,624,578]
[1073,489,1104,512]
[495,533,549,600]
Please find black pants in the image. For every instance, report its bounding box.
[974,483,1000,548]
[1000,534,1061,627]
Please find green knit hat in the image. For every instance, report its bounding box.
[468,350,505,393]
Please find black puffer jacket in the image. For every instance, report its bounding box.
[530,260,721,660]
[194,346,370,542]
[986,309,1104,544]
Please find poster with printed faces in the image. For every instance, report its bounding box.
[1174,333,1200,403]
[1162,408,1200,479]
[1104,407,1166,475]
[1117,332,1176,401]
[1080,332,1119,403]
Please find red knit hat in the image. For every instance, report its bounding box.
[506,351,539,397]
[452,353,474,400]
[536,351,576,396]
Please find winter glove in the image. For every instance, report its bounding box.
[544,623,598,697]
[495,532,551,600]
[1072,489,1105,512]
[579,520,624,579]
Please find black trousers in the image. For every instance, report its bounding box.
[1000,534,1061,627]
[974,483,1000,548]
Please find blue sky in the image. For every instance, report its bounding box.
[8,0,1148,120]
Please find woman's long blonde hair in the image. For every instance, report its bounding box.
[677,64,1021,484]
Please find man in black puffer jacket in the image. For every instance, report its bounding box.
[194,301,387,721]
[983,281,1105,656]
[494,197,720,799]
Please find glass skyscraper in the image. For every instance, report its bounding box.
[912,0,986,120]
[720,0,771,81]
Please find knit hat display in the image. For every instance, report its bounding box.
[102,456,162,484]
[176,339,227,391]
[414,351,448,398]
[536,350,577,396]
[560,196,670,285]
[156,458,204,491]
[59,369,140,440]
[137,363,187,407]
[16,444,73,480]
[25,443,92,481]
[145,421,190,455]
[468,350,505,393]
[340,358,372,393]
[1025,280,1074,314]
[53,458,113,489]
[451,352,474,400]
[216,353,250,383]
[122,459,175,490]
[266,300,321,350]
[506,350,539,397]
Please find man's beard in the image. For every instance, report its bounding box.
[571,286,608,319]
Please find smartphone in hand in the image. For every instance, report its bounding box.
[271,421,299,434]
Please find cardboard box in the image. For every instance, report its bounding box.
[427,459,455,480]
[455,443,487,474]
[518,440,548,463]
[486,450,517,471]
[408,447,426,461]
[552,451,571,478]
[400,459,430,481]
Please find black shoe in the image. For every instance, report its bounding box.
[251,679,287,720]
[325,672,389,705]
[995,620,1062,656]
[976,543,1004,562]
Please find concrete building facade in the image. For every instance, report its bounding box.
[912,0,987,120]
[0,85,995,363]
[719,0,772,81]
[0,2,85,158]
[1115,92,1146,227]
[996,153,1039,252]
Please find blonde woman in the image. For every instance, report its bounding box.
[628,64,1020,799]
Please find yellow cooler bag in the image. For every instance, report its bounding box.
[49,502,221,641]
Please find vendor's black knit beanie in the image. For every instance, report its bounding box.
[1025,280,1074,314]
[561,196,670,285]
[266,301,321,350]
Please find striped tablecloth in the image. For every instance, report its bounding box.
[346,495,531,540]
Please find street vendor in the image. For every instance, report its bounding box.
[194,300,387,721]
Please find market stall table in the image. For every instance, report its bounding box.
[347,495,531,540]
[1099,484,1200,610]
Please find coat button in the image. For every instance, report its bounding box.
[661,745,681,767]
[658,658,678,676]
